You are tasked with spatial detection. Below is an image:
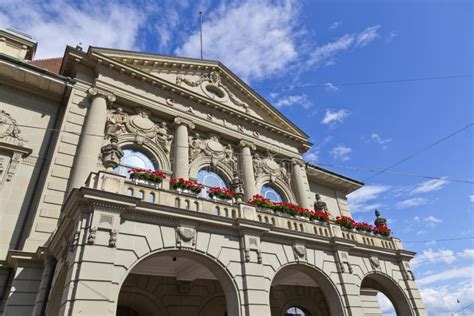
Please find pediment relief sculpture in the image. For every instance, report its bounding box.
[253,153,290,184]
[105,106,173,152]
[176,71,250,114]
[0,110,32,183]
[189,132,237,170]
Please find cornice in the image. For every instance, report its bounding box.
[82,50,310,148]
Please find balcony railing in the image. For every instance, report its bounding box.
[85,171,403,252]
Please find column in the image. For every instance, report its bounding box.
[68,88,114,191]
[239,140,257,201]
[291,158,310,209]
[172,117,195,179]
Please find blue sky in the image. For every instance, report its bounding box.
[1,0,472,314]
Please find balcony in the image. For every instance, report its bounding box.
[85,171,403,253]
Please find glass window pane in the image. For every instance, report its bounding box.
[261,184,282,202]
[286,307,306,316]
[115,149,155,178]
[197,169,227,198]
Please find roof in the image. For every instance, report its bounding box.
[28,57,63,74]
[306,162,364,194]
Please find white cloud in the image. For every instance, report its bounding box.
[469,195,474,203]
[371,133,392,146]
[0,0,149,58]
[324,82,338,92]
[321,109,350,125]
[417,265,474,286]
[348,185,390,213]
[308,25,381,66]
[303,147,320,163]
[424,215,442,227]
[329,21,341,30]
[410,178,449,195]
[175,0,300,81]
[355,25,381,47]
[421,283,474,314]
[412,248,456,268]
[396,197,427,209]
[330,145,352,161]
[274,94,312,109]
[412,248,474,268]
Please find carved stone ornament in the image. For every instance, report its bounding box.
[176,226,196,248]
[369,256,380,269]
[314,193,328,212]
[87,226,97,244]
[109,229,118,248]
[105,106,173,152]
[176,71,250,114]
[101,135,123,170]
[189,132,237,169]
[253,153,290,184]
[293,243,307,261]
[0,110,32,183]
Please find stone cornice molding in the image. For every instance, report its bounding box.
[87,87,116,105]
[80,50,311,147]
[173,116,195,129]
[238,140,256,150]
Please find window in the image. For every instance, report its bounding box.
[260,184,283,202]
[285,306,308,316]
[115,149,155,178]
[197,169,227,198]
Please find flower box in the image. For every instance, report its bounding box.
[170,178,203,194]
[209,187,235,201]
[129,169,166,185]
[355,222,373,233]
[335,216,356,230]
[373,225,391,237]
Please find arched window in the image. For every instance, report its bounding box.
[285,306,308,316]
[261,184,283,202]
[197,169,227,198]
[115,149,155,178]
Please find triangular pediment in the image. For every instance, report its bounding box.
[88,47,308,139]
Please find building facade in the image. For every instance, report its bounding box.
[0,29,427,315]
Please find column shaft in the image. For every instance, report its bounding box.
[68,91,111,191]
[239,143,257,201]
[291,159,310,209]
[172,118,194,179]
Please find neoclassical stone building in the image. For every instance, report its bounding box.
[0,29,426,316]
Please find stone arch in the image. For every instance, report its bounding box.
[256,175,297,204]
[269,263,345,315]
[114,248,241,316]
[117,287,164,316]
[189,156,234,185]
[117,133,171,172]
[360,271,414,316]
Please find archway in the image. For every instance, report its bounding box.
[116,250,240,316]
[360,273,413,315]
[270,264,344,316]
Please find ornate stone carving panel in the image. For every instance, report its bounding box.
[105,106,173,152]
[253,153,290,184]
[0,110,32,183]
[189,132,237,171]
